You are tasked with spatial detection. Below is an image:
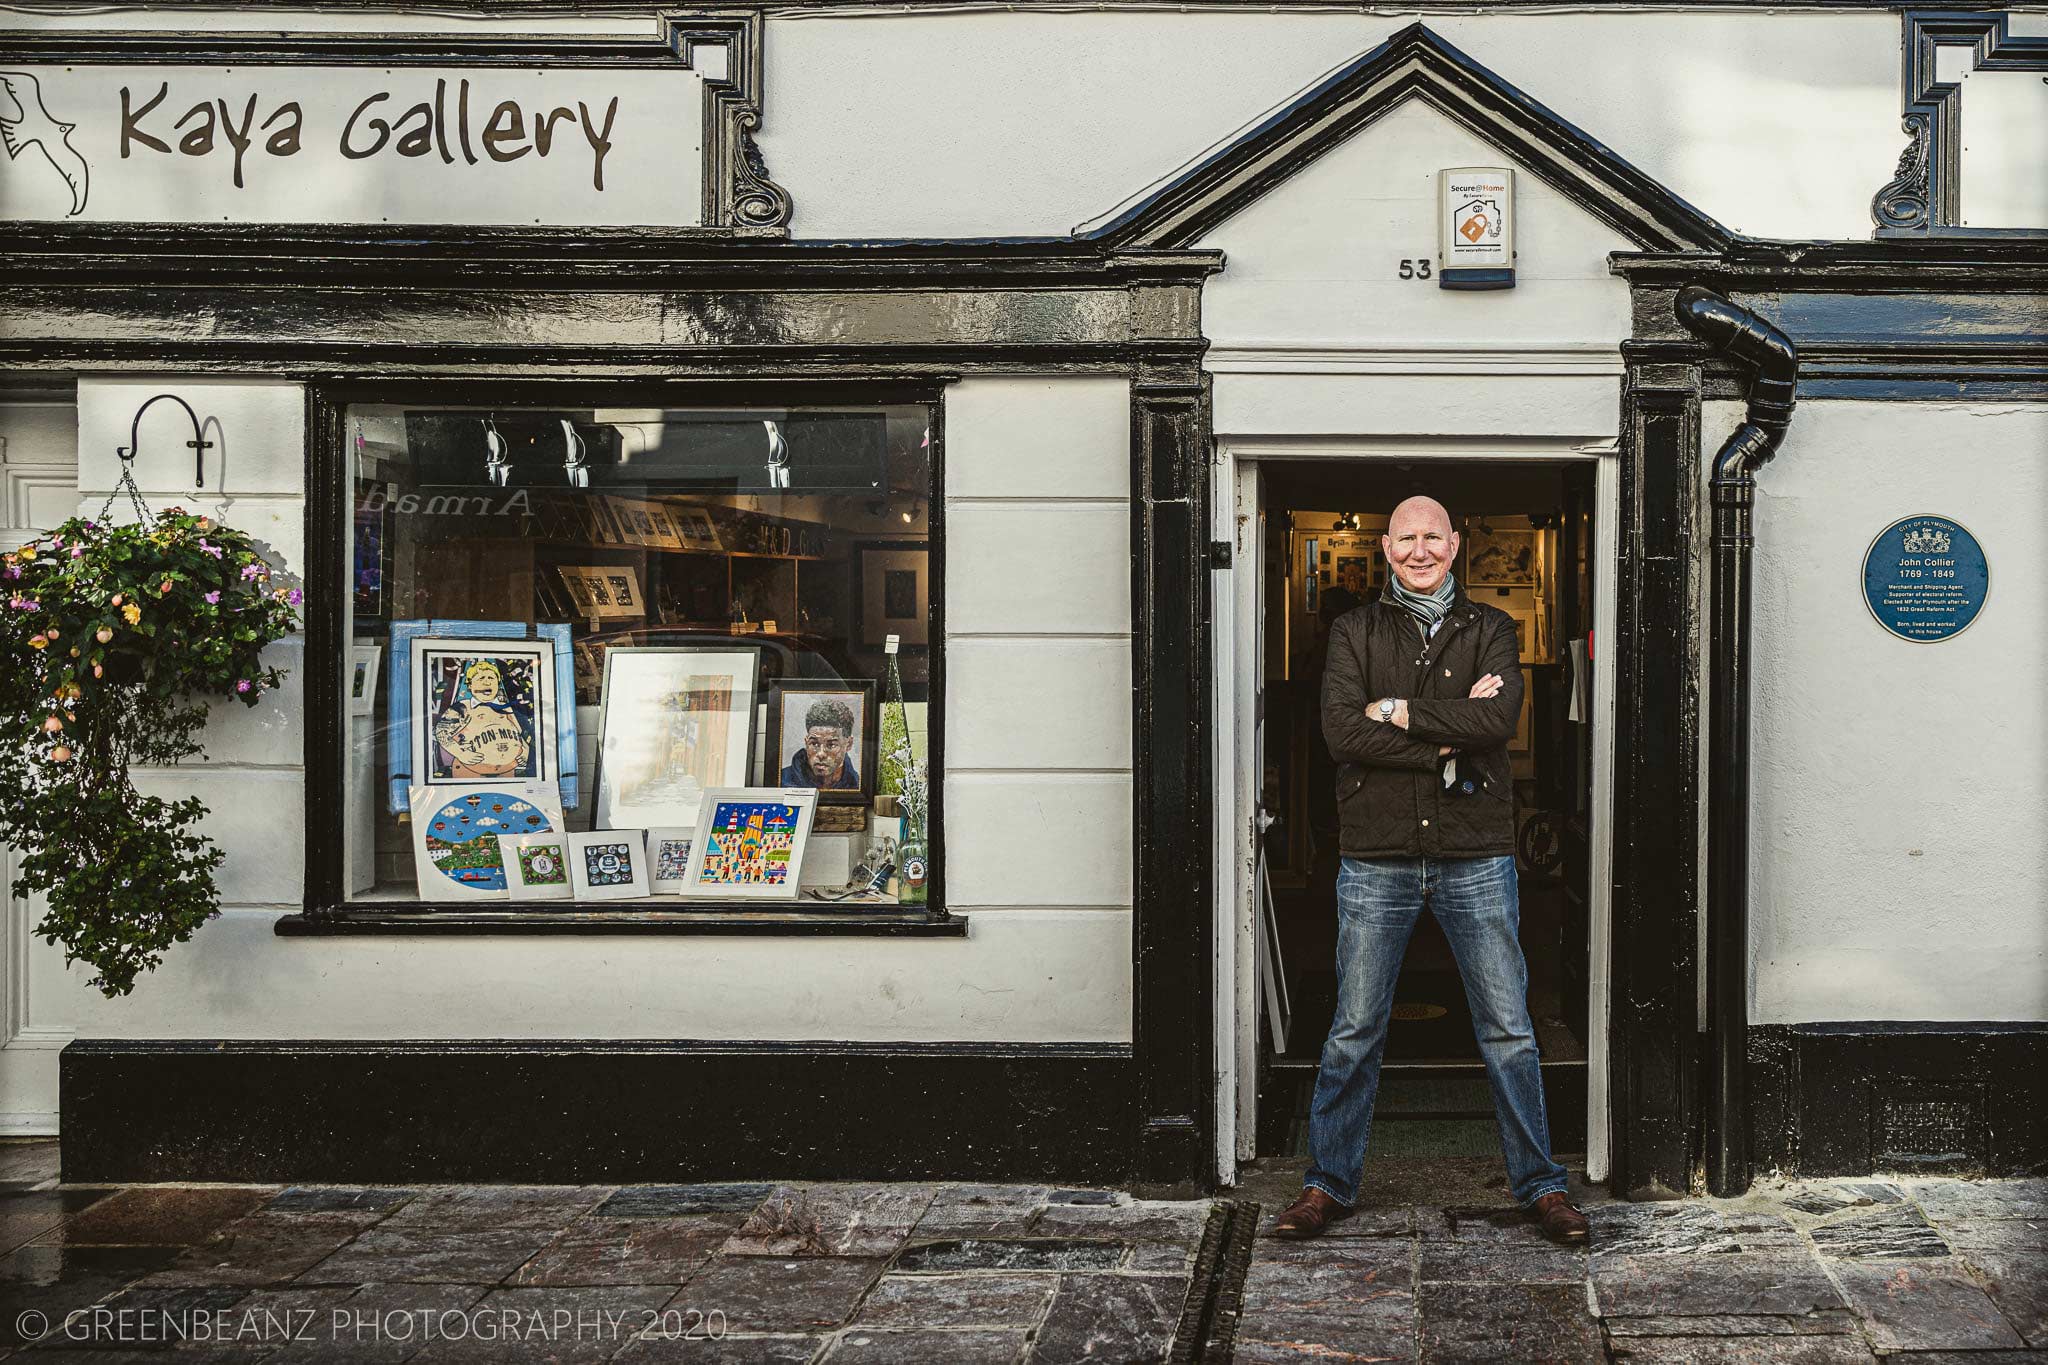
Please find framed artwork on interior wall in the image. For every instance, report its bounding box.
[505,830,575,904]
[1503,604,1540,665]
[1467,527,1540,587]
[348,644,382,717]
[855,541,929,649]
[768,680,877,807]
[569,829,650,900]
[407,782,564,902]
[593,646,762,833]
[385,619,578,814]
[679,788,817,901]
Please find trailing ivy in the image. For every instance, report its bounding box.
[0,508,298,996]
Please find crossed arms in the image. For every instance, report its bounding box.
[1321,610,1524,772]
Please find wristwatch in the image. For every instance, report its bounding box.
[1378,698,1397,722]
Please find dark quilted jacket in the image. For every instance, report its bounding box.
[1320,587,1521,859]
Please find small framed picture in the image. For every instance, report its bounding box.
[569,829,650,900]
[348,644,382,717]
[680,789,817,901]
[646,827,696,894]
[768,680,877,807]
[855,542,929,649]
[505,831,575,903]
[408,783,564,902]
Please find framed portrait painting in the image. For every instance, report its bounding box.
[594,647,761,832]
[680,789,817,901]
[768,680,877,807]
[856,542,929,648]
[385,620,578,814]
[409,637,556,796]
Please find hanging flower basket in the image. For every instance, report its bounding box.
[0,508,299,996]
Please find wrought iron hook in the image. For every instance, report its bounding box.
[118,393,212,488]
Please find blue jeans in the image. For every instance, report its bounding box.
[1305,854,1569,1208]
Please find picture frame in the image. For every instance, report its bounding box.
[855,541,929,649]
[408,782,564,902]
[505,830,575,903]
[408,636,557,798]
[556,567,644,620]
[594,646,762,832]
[1504,604,1540,665]
[348,644,382,717]
[386,619,578,814]
[646,826,696,894]
[569,829,650,901]
[767,679,877,807]
[679,788,817,901]
[1467,526,1540,587]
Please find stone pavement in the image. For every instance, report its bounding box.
[0,1140,2040,1362]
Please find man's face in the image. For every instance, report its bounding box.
[470,668,502,703]
[1382,499,1459,593]
[803,725,850,783]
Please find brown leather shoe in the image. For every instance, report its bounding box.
[1529,1192,1589,1245]
[1269,1187,1354,1239]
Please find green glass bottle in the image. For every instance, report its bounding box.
[882,636,928,907]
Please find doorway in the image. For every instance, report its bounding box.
[1215,442,1620,1185]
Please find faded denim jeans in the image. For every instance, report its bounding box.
[1305,854,1569,1209]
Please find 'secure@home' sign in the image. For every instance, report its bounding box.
[0,66,702,226]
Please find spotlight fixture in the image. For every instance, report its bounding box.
[1335,511,1361,532]
[483,415,510,488]
[561,419,590,489]
[763,419,791,490]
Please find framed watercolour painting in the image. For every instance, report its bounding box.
[409,637,556,796]
[768,680,877,807]
[408,783,564,902]
[680,789,816,901]
[569,829,650,900]
[856,542,929,648]
[594,647,761,832]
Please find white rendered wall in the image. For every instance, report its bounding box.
[1,377,1135,1131]
[1740,401,2048,1024]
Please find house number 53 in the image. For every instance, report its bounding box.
[1398,259,1434,279]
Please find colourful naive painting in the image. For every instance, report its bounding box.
[517,842,570,887]
[695,800,800,887]
[425,652,540,781]
[420,791,556,894]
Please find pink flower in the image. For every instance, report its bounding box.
[204,591,221,605]
[69,546,83,558]
[236,679,252,694]
[240,564,263,581]
[286,588,302,606]
[197,539,222,559]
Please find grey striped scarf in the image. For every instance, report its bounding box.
[1389,572,1458,635]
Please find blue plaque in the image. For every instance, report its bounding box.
[1862,515,1989,643]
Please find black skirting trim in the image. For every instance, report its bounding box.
[59,1039,1138,1185]
[1749,1022,2048,1178]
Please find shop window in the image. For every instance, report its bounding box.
[338,400,937,912]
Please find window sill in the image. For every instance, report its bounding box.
[276,908,967,937]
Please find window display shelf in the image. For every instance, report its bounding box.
[277,909,967,937]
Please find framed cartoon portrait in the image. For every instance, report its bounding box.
[385,620,578,814]
[856,542,929,648]
[505,830,575,903]
[409,637,556,795]
[768,680,876,807]
[594,647,761,832]
[408,782,564,902]
[348,644,382,717]
[679,789,816,901]
[646,827,696,894]
[568,829,650,900]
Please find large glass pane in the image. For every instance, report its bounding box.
[340,401,935,908]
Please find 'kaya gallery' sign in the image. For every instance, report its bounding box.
[0,65,703,225]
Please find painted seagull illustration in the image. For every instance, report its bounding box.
[0,71,89,216]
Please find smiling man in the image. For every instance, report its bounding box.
[1272,495,1588,1246]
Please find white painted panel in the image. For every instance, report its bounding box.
[945,773,1133,907]
[945,378,1130,500]
[40,907,1134,1043]
[77,379,307,497]
[1199,100,1632,351]
[0,402,76,466]
[1958,65,2048,229]
[946,639,1132,771]
[1749,403,2048,1024]
[1213,373,1620,440]
[127,769,304,907]
[188,635,306,769]
[946,502,1131,636]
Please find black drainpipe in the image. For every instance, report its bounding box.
[1673,285,1798,1199]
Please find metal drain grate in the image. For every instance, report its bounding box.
[1874,1085,1984,1172]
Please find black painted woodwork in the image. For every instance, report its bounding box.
[1749,1023,2048,1177]
[58,1041,1137,1184]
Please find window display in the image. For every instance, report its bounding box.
[341,400,937,911]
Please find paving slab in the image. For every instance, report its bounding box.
[0,1140,62,1189]
[1126,1240,1198,1275]
[894,1240,1125,1273]
[1232,1312,1417,1361]
[1588,1204,1803,1257]
[1828,1258,2027,1353]
[261,1282,490,1363]
[723,1186,935,1258]
[33,1186,276,1248]
[1603,1311,1863,1338]
[1416,1239,1587,1284]
[1603,1335,1877,1363]
[511,1220,730,1288]
[617,1332,823,1362]
[1907,1181,2048,1222]
[826,1326,1027,1362]
[1809,1204,1950,1259]
[1778,1184,1904,1217]
[380,1185,612,1231]
[1419,1281,1601,1363]
[1952,1245,2048,1346]
[265,1187,419,1215]
[1592,1253,1847,1318]
[295,1225,563,1285]
[0,1244,183,1349]
[670,1256,885,1333]
[1029,1272,1183,1365]
[49,1282,251,1348]
[0,1190,113,1256]
[910,1185,1048,1239]
[137,1210,386,1288]
[851,1271,1055,1328]
[1937,1217,2048,1251]
[597,1186,775,1219]
[1242,1243,1414,1326]
[1026,1202,1209,1244]
[400,1284,674,1363]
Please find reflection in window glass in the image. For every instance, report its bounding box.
[342,403,935,908]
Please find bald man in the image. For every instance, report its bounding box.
[1272,496,1588,1246]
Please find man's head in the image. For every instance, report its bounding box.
[1382,496,1458,594]
[799,697,857,784]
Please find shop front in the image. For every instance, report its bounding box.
[3,4,2043,1195]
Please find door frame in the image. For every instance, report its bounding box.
[1211,435,1622,1185]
